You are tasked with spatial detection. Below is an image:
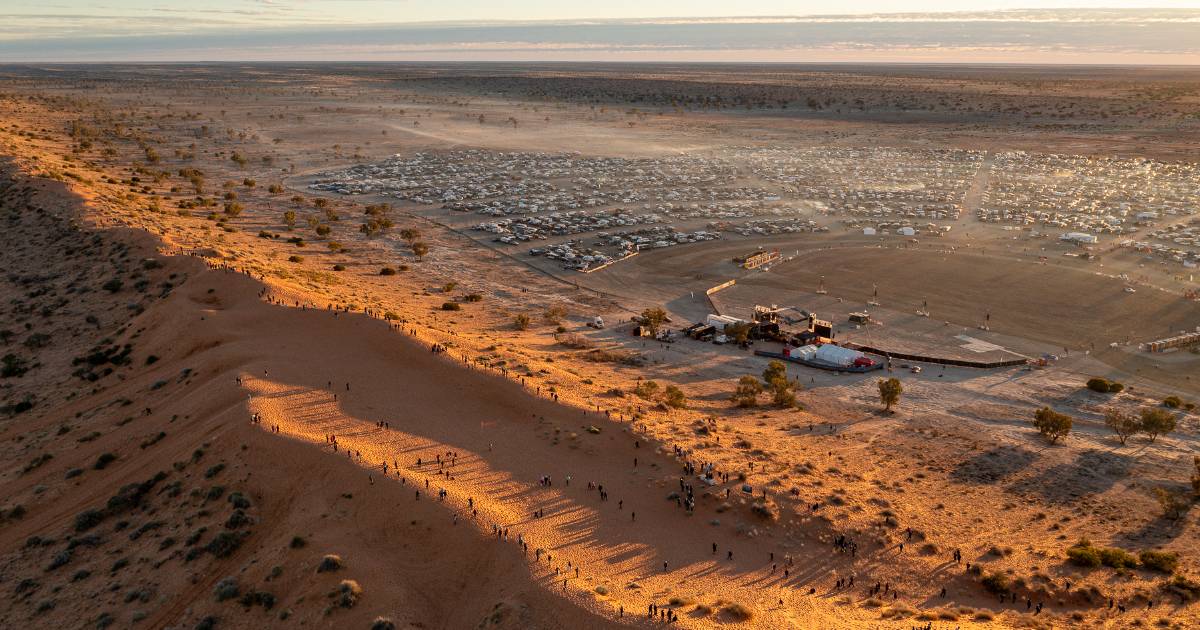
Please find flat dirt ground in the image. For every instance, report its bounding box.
[1,64,1198,630]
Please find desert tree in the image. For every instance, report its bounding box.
[877,377,902,412]
[725,322,752,345]
[640,307,668,335]
[513,314,531,331]
[1032,406,1072,443]
[1139,407,1177,442]
[634,380,659,400]
[662,384,687,409]
[1153,487,1189,521]
[411,242,429,261]
[731,375,763,408]
[763,360,798,408]
[400,228,421,245]
[543,305,567,324]
[282,210,296,229]
[1104,408,1141,445]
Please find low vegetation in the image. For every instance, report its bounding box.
[1032,406,1072,443]
[877,377,902,412]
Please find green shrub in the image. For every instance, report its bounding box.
[634,380,660,400]
[1086,377,1111,393]
[1066,540,1102,567]
[1164,396,1183,409]
[441,302,461,311]
[379,267,396,276]
[1139,550,1179,573]
[1098,547,1137,569]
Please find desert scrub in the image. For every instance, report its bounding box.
[331,579,361,608]
[1067,538,1138,569]
[1139,550,1179,573]
[240,590,276,610]
[720,602,754,621]
[317,554,342,572]
[980,572,1009,595]
[371,618,396,630]
[204,532,246,558]
[1066,539,1102,567]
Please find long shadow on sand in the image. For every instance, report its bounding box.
[1006,449,1131,504]
[1118,482,1194,546]
[948,445,1038,484]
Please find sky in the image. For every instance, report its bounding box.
[2,2,1200,63]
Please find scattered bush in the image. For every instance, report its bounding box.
[203,532,246,559]
[543,305,567,324]
[731,375,763,408]
[2,353,29,378]
[513,314,531,330]
[720,602,754,621]
[93,453,117,470]
[1104,408,1141,444]
[1139,550,1179,574]
[557,333,594,350]
[1066,539,1102,567]
[331,579,361,608]
[1153,487,1189,521]
[877,377,903,412]
[213,577,239,601]
[1163,396,1183,409]
[379,267,396,276]
[1032,406,1072,443]
[440,302,461,311]
[1098,547,1138,569]
[1086,377,1120,393]
[239,590,276,610]
[289,536,306,549]
[1167,575,1200,602]
[288,255,303,263]
[22,453,53,474]
[317,554,342,573]
[662,385,687,409]
[1140,407,1177,442]
[633,380,660,400]
[980,572,1009,595]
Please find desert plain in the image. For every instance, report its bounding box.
[0,63,1199,629]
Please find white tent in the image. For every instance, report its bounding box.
[863,227,877,236]
[814,344,863,367]
[792,345,818,360]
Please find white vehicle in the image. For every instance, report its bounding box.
[591,316,605,329]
